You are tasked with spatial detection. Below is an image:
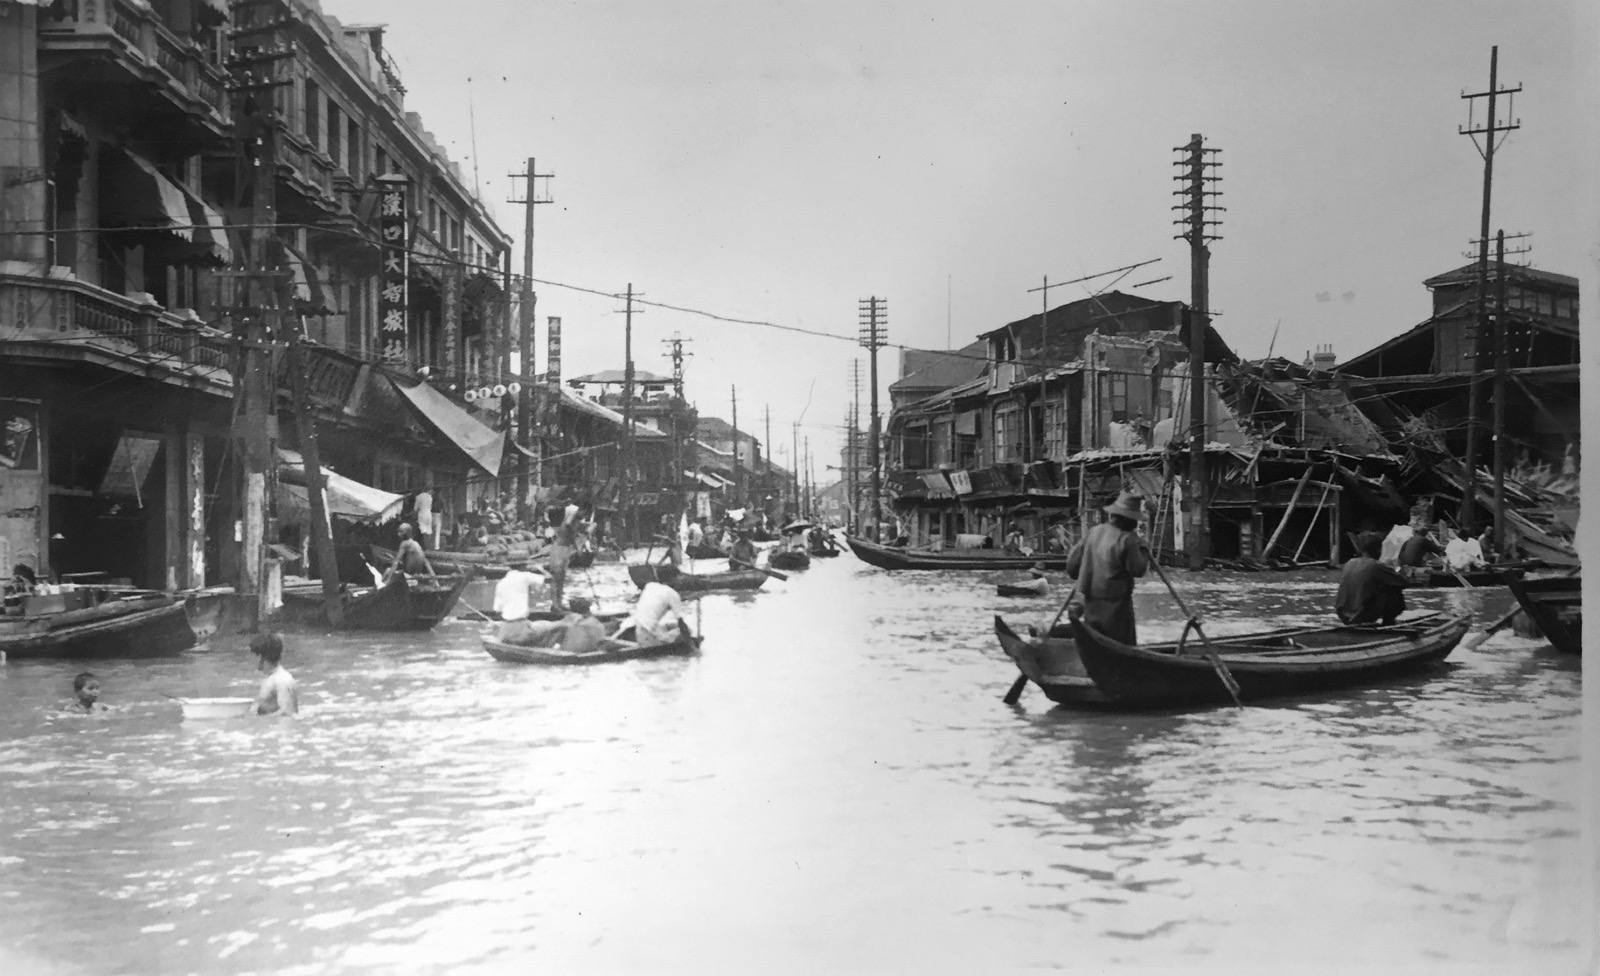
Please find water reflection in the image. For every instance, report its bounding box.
[0,560,1583,973]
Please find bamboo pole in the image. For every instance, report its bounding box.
[1291,479,1335,563]
[1261,468,1313,559]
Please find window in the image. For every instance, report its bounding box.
[931,418,952,467]
[1109,373,1129,422]
[346,117,361,174]
[1043,401,1068,460]
[993,406,1022,463]
[902,424,929,470]
[326,102,340,167]
[304,80,320,146]
[1554,295,1575,319]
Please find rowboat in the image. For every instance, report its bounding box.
[845,535,1071,571]
[686,543,726,560]
[997,577,1049,597]
[626,564,766,593]
[0,593,201,658]
[1503,571,1581,654]
[1066,611,1470,709]
[371,544,514,579]
[279,574,470,631]
[1419,561,1543,587]
[993,616,1113,706]
[768,549,811,571]
[483,620,701,665]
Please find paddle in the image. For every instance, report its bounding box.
[1140,546,1245,709]
[729,557,788,582]
[1004,567,1084,705]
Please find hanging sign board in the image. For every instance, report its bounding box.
[376,175,409,364]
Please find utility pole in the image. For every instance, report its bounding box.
[791,421,800,515]
[764,405,772,517]
[1173,133,1223,571]
[858,297,887,539]
[1458,47,1520,530]
[804,436,811,519]
[848,359,862,533]
[730,385,740,506]
[662,333,692,515]
[1486,230,1531,552]
[620,284,638,543]
[507,157,554,524]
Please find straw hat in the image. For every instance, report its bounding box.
[1029,562,1049,576]
[1103,490,1146,522]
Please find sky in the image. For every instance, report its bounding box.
[317,0,1594,477]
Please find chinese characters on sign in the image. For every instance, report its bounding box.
[442,267,461,377]
[376,175,409,364]
[544,316,562,424]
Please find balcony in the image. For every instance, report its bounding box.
[40,0,232,138]
[0,269,233,394]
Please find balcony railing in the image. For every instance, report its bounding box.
[0,271,234,392]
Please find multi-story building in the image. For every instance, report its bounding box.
[0,0,515,593]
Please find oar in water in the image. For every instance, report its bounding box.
[1140,545,1245,709]
[1003,567,1084,705]
[729,557,788,583]
[1462,564,1578,650]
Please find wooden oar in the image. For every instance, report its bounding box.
[729,557,788,582]
[1140,546,1245,709]
[1004,567,1083,705]
[1462,564,1578,650]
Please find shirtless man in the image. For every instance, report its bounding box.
[252,632,299,717]
[382,523,436,585]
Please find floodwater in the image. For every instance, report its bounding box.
[0,552,1587,975]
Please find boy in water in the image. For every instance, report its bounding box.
[252,632,299,717]
[61,672,110,714]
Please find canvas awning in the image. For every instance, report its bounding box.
[103,149,192,240]
[391,378,505,477]
[178,188,230,265]
[276,449,403,522]
[281,240,335,314]
[684,470,724,488]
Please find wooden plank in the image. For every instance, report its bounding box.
[1261,468,1313,558]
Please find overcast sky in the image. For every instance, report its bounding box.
[320,0,1592,474]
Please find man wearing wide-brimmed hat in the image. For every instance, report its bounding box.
[1063,490,1150,645]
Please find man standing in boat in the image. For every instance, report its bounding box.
[381,523,436,585]
[1063,491,1150,646]
[546,502,583,612]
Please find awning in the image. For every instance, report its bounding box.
[281,240,335,314]
[178,189,230,266]
[391,377,505,478]
[276,448,403,522]
[684,469,724,489]
[103,149,192,240]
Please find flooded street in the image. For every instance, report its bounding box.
[0,553,1584,974]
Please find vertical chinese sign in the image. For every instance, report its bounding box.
[544,315,562,425]
[442,266,461,380]
[376,175,409,364]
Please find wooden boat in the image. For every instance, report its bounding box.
[1419,561,1543,588]
[371,544,513,580]
[1067,611,1470,709]
[845,535,1071,571]
[627,564,766,593]
[483,620,701,665]
[686,543,726,560]
[0,593,198,658]
[993,615,1113,706]
[279,574,470,631]
[1503,571,1581,654]
[768,549,811,571]
[997,577,1049,597]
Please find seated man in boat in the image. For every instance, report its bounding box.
[1396,523,1444,569]
[1334,532,1411,626]
[729,532,759,568]
[687,518,706,550]
[619,581,685,647]
[1063,491,1150,646]
[251,633,299,718]
[557,597,611,654]
[381,523,437,585]
[494,562,565,646]
[1443,525,1487,572]
[61,672,110,715]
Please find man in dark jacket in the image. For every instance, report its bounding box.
[1064,491,1150,645]
[1335,532,1412,625]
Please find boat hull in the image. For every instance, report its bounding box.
[997,580,1049,597]
[1069,612,1470,709]
[0,597,197,658]
[768,550,811,571]
[627,564,766,593]
[280,574,470,631]
[483,621,701,665]
[993,615,1113,706]
[1503,571,1581,654]
[1421,562,1542,587]
[845,535,1070,571]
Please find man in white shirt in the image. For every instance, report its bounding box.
[1379,523,1413,567]
[620,580,685,647]
[1443,526,1486,572]
[493,562,562,645]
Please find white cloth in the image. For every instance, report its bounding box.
[623,581,683,644]
[1444,537,1484,571]
[415,492,433,535]
[687,522,704,546]
[1379,525,1413,567]
[492,569,545,621]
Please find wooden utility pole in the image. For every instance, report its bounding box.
[1491,231,1508,552]
[620,283,636,543]
[804,436,812,519]
[1174,133,1222,570]
[1458,47,1520,529]
[858,297,887,538]
[764,405,772,515]
[284,314,343,627]
[508,157,554,524]
[730,385,740,505]
[791,421,800,514]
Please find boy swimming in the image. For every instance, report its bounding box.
[61,672,109,714]
[251,632,299,717]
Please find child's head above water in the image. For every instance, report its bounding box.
[73,672,100,706]
[250,632,284,667]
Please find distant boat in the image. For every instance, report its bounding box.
[768,549,811,571]
[1503,571,1581,654]
[996,577,1049,597]
[626,564,766,594]
[1419,561,1544,587]
[1066,611,1470,709]
[846,535,1070,571]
